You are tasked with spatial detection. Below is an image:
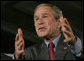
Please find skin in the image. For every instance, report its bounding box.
[15,6,76,60]
[34,6,61,41]
[15,28,24,60]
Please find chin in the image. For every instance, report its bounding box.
[37,33,47,38]
[38,35,46,38]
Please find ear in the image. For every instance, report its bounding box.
[58,19,61,28]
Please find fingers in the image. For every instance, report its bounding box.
[62,29,74,43]
[59,17,76,44]
[16,48,24,54]
[15,37,24,54]
[59,17,70,32]
[63,30,73,39]
[64,38,72,43]
[63,25,72,32]
[63,18,69,25]
[15,28,23,41]
[60,17,70,27]
[61,18,73,38]
[64,37,76,44]
[15,28,25,60]
[18,28,23,40]
[16,49,24,59]
[16,40,24,50]
[59,16,64,26]
[15,34,19,41]
[15,28,24,48]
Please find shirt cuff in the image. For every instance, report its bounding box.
[67,37,82,57]
[12,54,15,60]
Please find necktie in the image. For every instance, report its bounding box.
[49,42,55,60]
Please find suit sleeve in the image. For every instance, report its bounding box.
[67,36,83,59]
[24,48,32,60]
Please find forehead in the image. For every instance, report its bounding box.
[34,6,53,15]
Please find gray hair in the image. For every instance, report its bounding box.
[34,3,63,20]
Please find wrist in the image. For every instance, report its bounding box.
[69,36,77,45]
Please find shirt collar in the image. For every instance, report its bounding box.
[44,33,61,48]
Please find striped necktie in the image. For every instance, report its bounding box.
[49,42,55,60]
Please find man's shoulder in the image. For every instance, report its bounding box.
[25,42,44,51]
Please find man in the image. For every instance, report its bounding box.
[14,3,82,60]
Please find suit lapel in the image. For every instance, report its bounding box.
[38,42,50,60]
[54,33,68,60]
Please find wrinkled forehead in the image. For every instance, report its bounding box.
[34,6,53,16]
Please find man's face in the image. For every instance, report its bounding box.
[34,6,60,38]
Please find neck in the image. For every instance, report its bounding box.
[44,31,60,42]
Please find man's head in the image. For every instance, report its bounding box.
[34,3,63,39]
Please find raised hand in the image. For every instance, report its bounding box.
[15,28,25,60]
[59,17,76,44]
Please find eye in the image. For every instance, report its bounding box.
[42,15,48,18]
[35,17,39,21]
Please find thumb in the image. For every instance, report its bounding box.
[59,16,64,24]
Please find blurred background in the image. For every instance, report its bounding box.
[1,1,83,55]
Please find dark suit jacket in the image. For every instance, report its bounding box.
[24,34,81,60]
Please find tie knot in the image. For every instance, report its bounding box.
[49,42,55,48]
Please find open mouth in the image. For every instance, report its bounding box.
[38,27,47,31]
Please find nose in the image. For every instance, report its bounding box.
[38,18,44,25]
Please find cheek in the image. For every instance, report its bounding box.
[34,22,38,28]
[34,23,38,32]
[47,22,54,33]
[48,22,58,33]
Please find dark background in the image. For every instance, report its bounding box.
[1,1,83,53]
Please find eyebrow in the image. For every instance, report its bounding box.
[34,13,49,18]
